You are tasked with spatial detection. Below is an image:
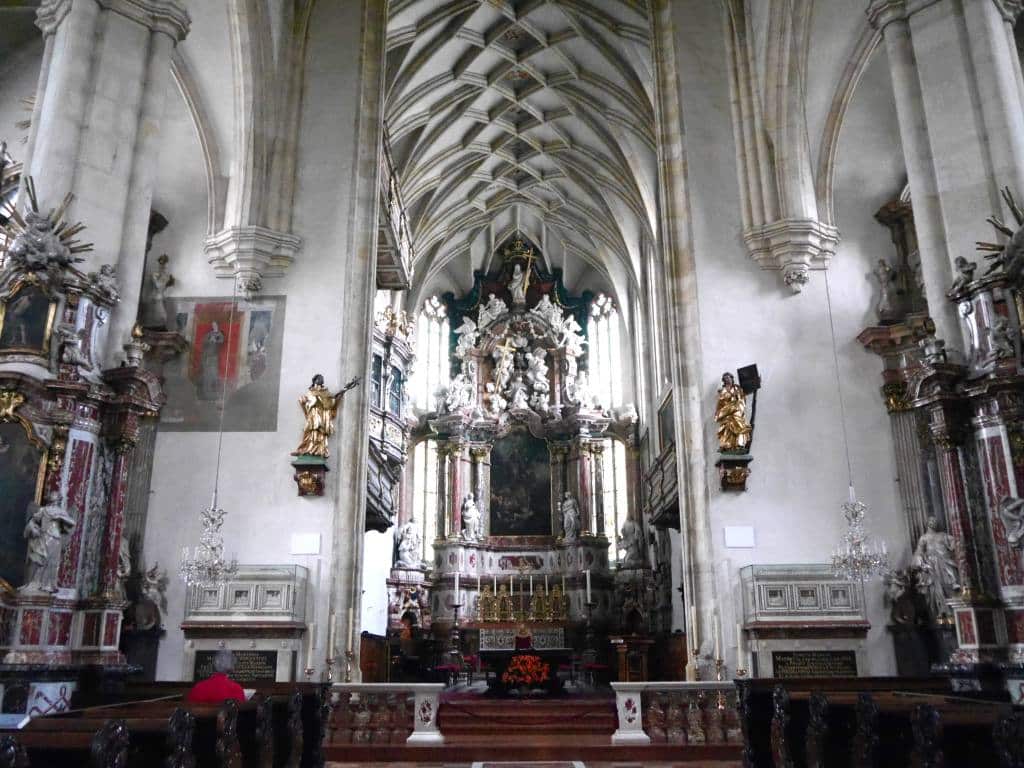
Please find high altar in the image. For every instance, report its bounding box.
[388,238,649,668]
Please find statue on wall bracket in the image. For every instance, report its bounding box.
[290,373,360,497]
[713,366,760,492]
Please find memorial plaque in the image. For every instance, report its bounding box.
[772,650,858,678]
[193,650,279,682]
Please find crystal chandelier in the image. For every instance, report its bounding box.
[823,273,890,581]
[180,283,240,590]
[179,493,238,589]
[831,490,889,581]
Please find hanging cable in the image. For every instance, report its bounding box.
[823,271,855,498]
[210,278,239,509]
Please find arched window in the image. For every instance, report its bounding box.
[590,293,622,408]
[412,296,448,410]
[601,438,631,562]
[410,439,439,564]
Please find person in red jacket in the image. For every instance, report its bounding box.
[187,648,246,704]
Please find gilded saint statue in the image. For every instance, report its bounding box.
[714,372,752,453]
[292,374,360,459]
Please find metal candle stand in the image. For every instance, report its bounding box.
[584,601,597,654]
[450,603,463,657]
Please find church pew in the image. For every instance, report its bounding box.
[5,719,130,768]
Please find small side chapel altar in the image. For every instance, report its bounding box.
[388,237,642,672]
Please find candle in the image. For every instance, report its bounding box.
[510,577,514,596]
[736,622,746,660]
[713,614,721,660]
[562,575,566,593]
[585,569,592,603]
[688,605,698,647]
[530,575,533,595]
[477,575,481,593]
[347,606,355,650]
[306,623,315,662]
[545,575,549,594]
[327,611,337,655]
[454,572,459,597]
[493,575,497,591]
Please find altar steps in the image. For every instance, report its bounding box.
[438,697,617,737]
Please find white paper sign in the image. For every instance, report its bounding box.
[724,526,755,548]
[290,533,321,555]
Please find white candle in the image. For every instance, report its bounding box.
[585,569,592,603]
[510,577,514,596]
[530,575,533,595]
[347,606,355,651]
[327,611,337,655]
[493,575,497,591]
[713,614,721,660]
[688,605,698,647]
[736,622,746,659]
[306,623,315,661]
[454,572,459,597]
[545,575,549,595]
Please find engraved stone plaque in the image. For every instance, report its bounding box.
[193,649,279,682]
[772,650,858,679]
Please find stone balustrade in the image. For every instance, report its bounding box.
[610,681,742,746]
[328,683,444,745]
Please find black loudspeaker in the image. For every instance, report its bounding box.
[737,364,760,395]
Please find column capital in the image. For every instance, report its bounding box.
[742,218,840,294]
[38,0,191,41]
[204,225,303,300]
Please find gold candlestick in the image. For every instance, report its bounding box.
[343,650,354,683]
[325,656,335,683]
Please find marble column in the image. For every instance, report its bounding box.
[470,446,490,537]
[99,443,133,600]
[550,442,569,536]
[29,0,190,365]
[868,0,1024,354]
[436,443,452,540]
[592,441,606,539]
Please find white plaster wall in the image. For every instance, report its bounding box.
[672,0,909,676]
[0,40,42,162]
[145,1,372,680]
[361,530,393,637]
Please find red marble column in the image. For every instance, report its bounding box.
[98,444,133,599]
[975,427,1024,590]
[57,438,96,590]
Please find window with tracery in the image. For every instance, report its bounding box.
[412,296,448,410]
[589,293,622,408]
[601,437,630,561]
[410,439,439,563]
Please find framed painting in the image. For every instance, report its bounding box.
[159,296,286,432]
[0,281,57,356]
[0,422,44,588]
[489,431,552,536]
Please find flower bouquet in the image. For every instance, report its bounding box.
[501,654,550,695]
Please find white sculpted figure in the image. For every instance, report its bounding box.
[478,293,508,328]
[485,382,507,416]
[461,494,482,541]
[998,496,1024,549]
[396,517,422,568]
[558,313,587,359]
[57,323,93,370]
[509,264,529,304]
[445,361,478,412]
[89,264,120,303]
[560,492,580,541]
[453,316,479,359]
[22,492,76,593]
[525,347,550,394]
[619,518,644,568]
[508,374,531,410]
[911,516,960,620]
[530,294,563,329]
[492,346,514,393]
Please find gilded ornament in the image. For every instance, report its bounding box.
[0,389,25,421]
[714,372,752,453]
[292,374,360,459]
[882,382,910,414]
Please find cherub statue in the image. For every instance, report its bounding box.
[291,374,361,458]
[485,382,507,416]
[21,492,76,594]
[950,256,977,292]
[453,315,479,359]
[989,315,1015,359]
[57,323,92,369]
[88,264,120,303]
[478,293,508,328]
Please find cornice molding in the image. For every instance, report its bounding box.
[204,225,303,298]
[743,218,840,294]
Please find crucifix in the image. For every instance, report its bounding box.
[520,247,538,290]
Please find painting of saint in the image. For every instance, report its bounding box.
[0,284,55,355]
[0,423,43,588]
[489,431,552,536]
[160,296,286,431]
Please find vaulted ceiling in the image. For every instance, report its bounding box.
[385,0,657,303]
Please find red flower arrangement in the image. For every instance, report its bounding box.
[502,654,550,688]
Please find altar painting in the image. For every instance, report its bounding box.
[0,283,56,355]
[160,296,285,431]
[0,423,42,587]
[489,432,551,536]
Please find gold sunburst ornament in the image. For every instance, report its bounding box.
[977,186,1024,285]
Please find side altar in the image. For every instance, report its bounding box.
[388,237,645,674]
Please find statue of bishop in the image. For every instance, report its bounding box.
[292,374,360,458]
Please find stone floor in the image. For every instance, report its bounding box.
[327,762,741,767]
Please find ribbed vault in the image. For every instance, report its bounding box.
[385,0,656,302]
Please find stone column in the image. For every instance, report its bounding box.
[470,446,490,537]
[868,0,1024,354]
[436,443,452,540]
[550,442,569,536]
[99,442,134,600]
[30,0,190,365]
[593,441,606,539]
